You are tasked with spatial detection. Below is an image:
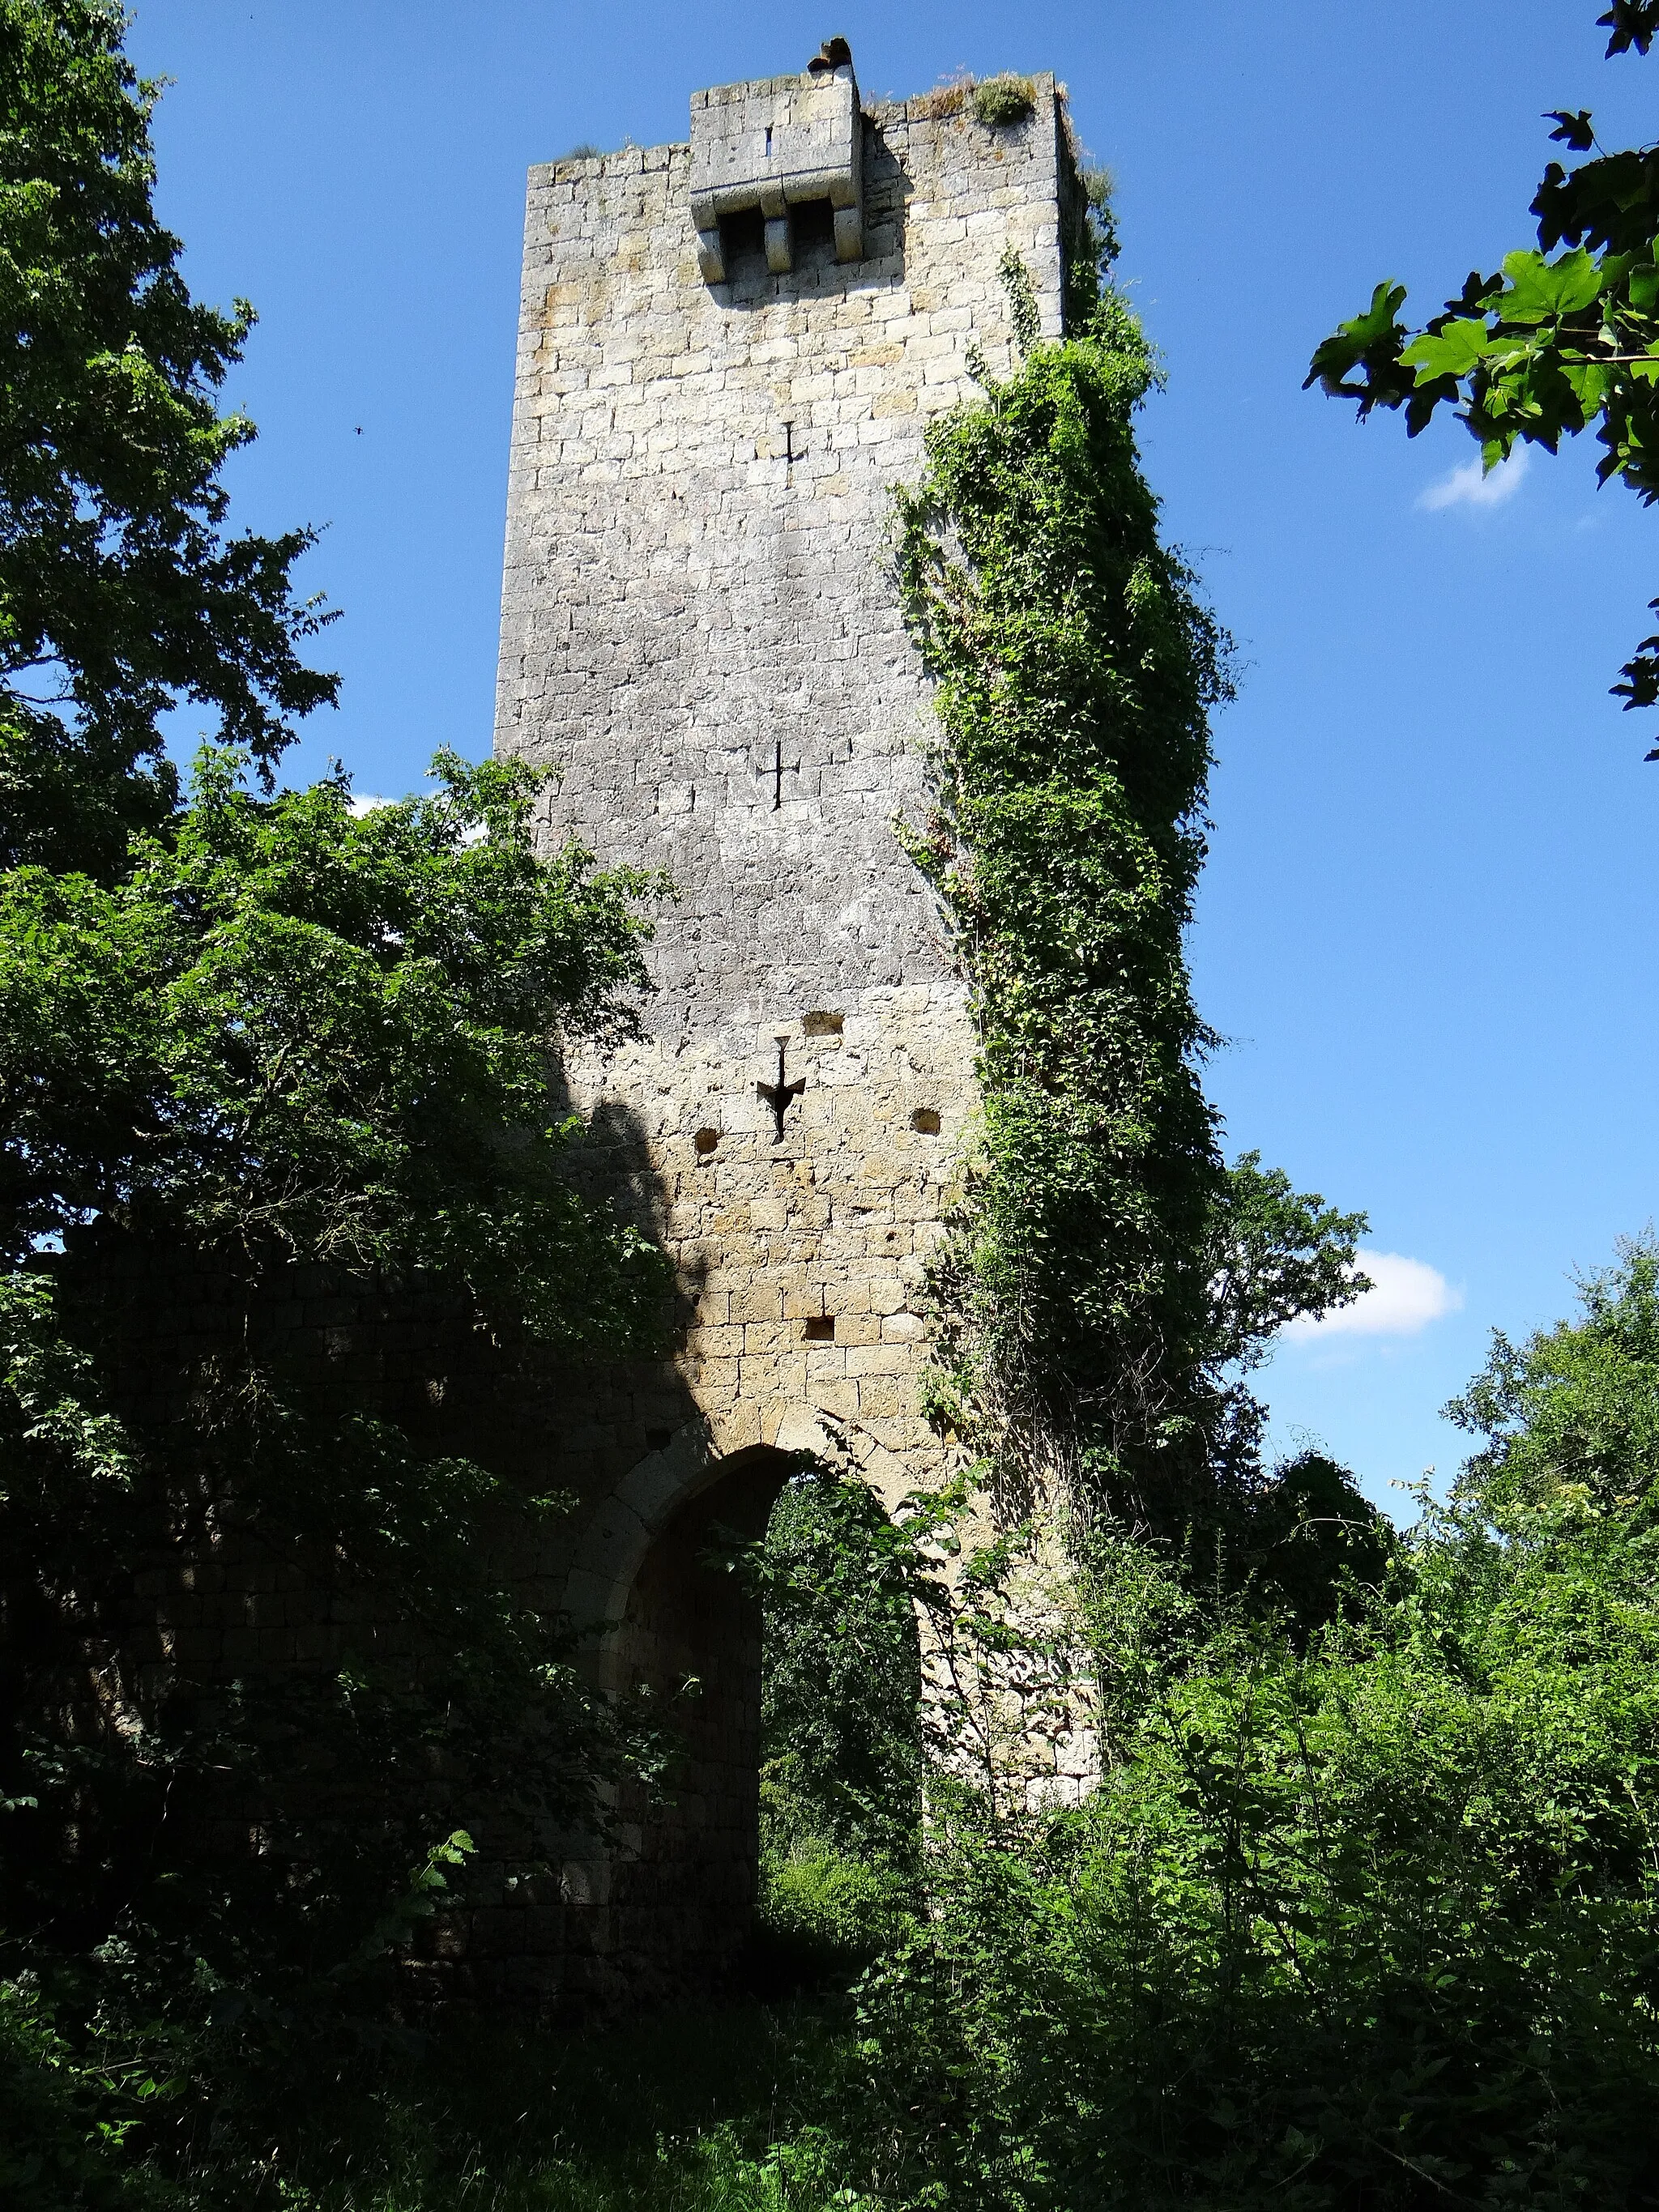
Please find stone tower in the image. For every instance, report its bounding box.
[488,45,1084,2005]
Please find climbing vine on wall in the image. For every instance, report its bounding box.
[894,251,1238,1522]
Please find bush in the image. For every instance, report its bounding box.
[815,1247,1659,2209]
[972,75,1037,127]
[756,1850,916,1987]
[0,1980,175,2211]
[847,1619,1659,2206]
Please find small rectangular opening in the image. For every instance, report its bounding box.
[718,205,766,272]
[803,1010,844,1038]
[790,196,837,258]
[646,1426,674,1452]
[803,1315,836,1342]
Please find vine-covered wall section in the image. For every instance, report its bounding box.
[896,251,1235,1524]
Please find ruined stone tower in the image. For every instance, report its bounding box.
[487,45,1085,2005]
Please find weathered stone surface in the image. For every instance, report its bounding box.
[496,49,1070,1503]
[689,58,864,280]
[484,49,1092,2005]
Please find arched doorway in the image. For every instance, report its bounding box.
[561,1432,926,1999]
[608,1443,792,1985]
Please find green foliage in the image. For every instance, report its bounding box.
[736,1463,927,1991]
[894,274,1222,1499]
[757,1852,915,1987]
[0,752,668,2120]
[0,1977,164,2210]
[1307,3,1659,744]
[0,0,338,874]
[897,266,1363,1523]
[1227,1448,1393,1641]
[787,1242,1659,2209]
[0,8,679,2189]
[0,745,666,1323]
[751,1461,924,1869]
[96,2005,864,2211]
[1204,1154,1368,1377]
[970,75,1036,129]
[1066,165,1121,322]
[1447,1231,1659,1519]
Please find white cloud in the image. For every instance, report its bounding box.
[1418,445,1529,513]
[348,792,390,817]
[1284,1251,1462,1341]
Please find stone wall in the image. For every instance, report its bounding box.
[484,57,1094,2002]
[495,61,1073,1516]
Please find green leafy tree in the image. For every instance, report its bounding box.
[0,753,671,2193]
[0,745,662,1314]
[0,745,667,1975]
[0,14,678,2184]
[0,0,338,874]
[1446,1231,1659,1518]
[1308,1,1659,744]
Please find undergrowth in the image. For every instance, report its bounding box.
[56,2004,862,2212]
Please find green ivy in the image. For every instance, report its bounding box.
[894,255,1237,1519]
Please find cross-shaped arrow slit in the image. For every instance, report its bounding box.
[757,1041,806,1144]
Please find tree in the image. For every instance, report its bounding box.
[1446,1229,1659,1519]
[0,752,670,2169]
[0,746,663,1312]
[1307,2,1659,748]
[0,0,338,875]
[0,12,676,2142]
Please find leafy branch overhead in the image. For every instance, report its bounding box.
[0,0,340,872]
[1307,1,1659,747]
[1600,0,1659,55]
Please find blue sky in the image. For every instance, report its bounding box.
[126,1,1659,1514]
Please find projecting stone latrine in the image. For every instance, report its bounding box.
[474,42,1094,2008]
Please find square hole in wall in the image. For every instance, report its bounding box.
[803,1010,844,1038]
[802,1315,836,1342]
[718,204,766,274]
[911,1107,941,1133]
[646,1426,674,1452]
[694,1127,721,1155]
[791,196,837,260]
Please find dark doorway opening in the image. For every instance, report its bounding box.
[603,1451,923,2000]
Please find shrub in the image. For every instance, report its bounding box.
[757,1849,915,1984]
[816,1247,1659,2209]
[972,75,1037,128]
